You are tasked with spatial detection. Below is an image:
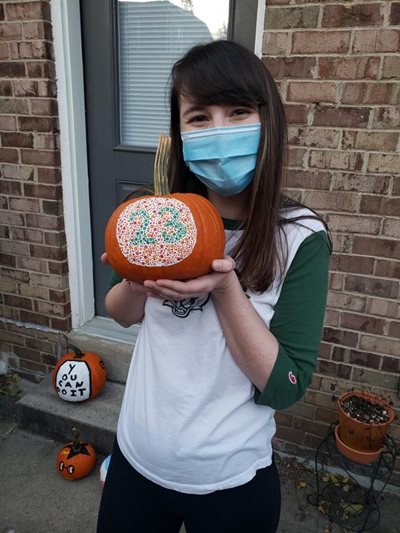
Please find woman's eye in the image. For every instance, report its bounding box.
[232,108,251,117]
[188,115,207,123]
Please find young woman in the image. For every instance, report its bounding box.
[97,40,331,533]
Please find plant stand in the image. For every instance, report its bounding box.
[308,423,398,532]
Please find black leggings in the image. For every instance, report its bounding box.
[97,439,281,533]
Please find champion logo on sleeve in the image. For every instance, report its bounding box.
[288,371,297,385]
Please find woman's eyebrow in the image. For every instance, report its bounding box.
[181,105,206,118]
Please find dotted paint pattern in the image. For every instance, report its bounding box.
[116,197,197,267]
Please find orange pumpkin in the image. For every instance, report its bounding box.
[52,345,106,402]
[104,192,225,283]
[56,428,97,480]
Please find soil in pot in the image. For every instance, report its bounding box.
[337,391,395,453]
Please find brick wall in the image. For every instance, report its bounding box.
[0,0,70,381]
[263,0,400,473]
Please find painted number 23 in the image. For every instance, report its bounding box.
[129,206,187,246]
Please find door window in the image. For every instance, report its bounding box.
[118,0,230,149]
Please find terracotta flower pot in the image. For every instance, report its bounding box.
[337,390,395,453]
[334,424,384,465]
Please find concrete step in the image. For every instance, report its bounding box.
[17,375,124,455]
[67,316,139,384]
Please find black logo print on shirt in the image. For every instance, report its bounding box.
[162,295,210,318]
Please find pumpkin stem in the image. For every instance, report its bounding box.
[154,134,171,196]
[68,343,85,359]
[72,427,81,450]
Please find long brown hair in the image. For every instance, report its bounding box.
[168,40,329,292]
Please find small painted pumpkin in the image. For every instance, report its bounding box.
[52,345,106,402]
[56,428,97,480]
[104,193,225,283]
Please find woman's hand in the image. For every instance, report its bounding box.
[142,256,236,301]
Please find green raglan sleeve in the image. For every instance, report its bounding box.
[254,230,331,410]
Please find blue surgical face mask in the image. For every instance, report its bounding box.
[181,123,261,197]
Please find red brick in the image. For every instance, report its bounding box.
[4,294,33,310]
[292,30,351,54]
[0,80,12,96]
[0,23,22,41]
[368,154,400,174]
[332,254,374,275]
[26,61,55,78]
[382,218,400,239]
[322,4,383,28]
[18,116,56,132]
[327,214,380,234]
[48,259,69,275]
[360,196,400,217]
[319,56,380,80]
[23,183,61,200]
[50,316,71,332]
[288,82,337,104]
[21,149,60,166]
[375,259,400,279]
[382,356,400,373]
[372,107,400,129]
[42,200,61,215]
[37,167,61,184]
[360,335,400,358]
[16,255,47,273]
[0,98,29,113]
[2,132,33,148]
[382,57,400,79]
[0,147,19,163]
[348,350,381,370]
[303,190,357,212]
[25,213,63,231]
[262,57,316,79]
[286,169,331,190]
[263,31,291,56]
[0,43,9,60]
[284,104,308,124]
[353,236,400,260]
[390,2,400,25]
[345,275,399,299]
[313,106,369,128]
[19,310,50,328]
[352,29,400,53]
[308,150,363,172]
[9,197,40,212]
[343,83,398,106]
[331,173,389,194]
[34,133,58,150]
[0,115,16,131]
[340,312,385,335]
[22,21,52,40]
[323,327,359,348]
[0,253,16,268]
[13,79,38,97]
[5,2,51,22]
[289,126,340,148]
[265,6,319,29]
[0,179,22,195]
[30,98,58,116]
[0,61,25,77]
[11,227,43,244]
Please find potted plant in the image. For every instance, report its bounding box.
[335,390,395,464]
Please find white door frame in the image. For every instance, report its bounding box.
[51,0,265,332]
[51,0,94,329]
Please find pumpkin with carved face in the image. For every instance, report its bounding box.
[56,429,97,481]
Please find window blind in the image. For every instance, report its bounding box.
[118,1,214,148]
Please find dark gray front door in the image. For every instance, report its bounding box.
[80,0,259,316]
